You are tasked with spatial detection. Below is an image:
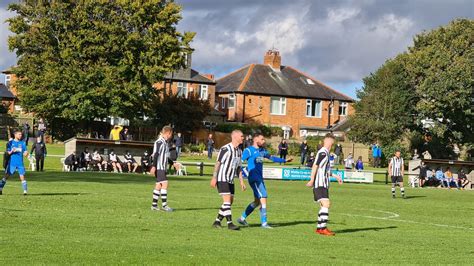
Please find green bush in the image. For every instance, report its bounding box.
[182,143,205,153]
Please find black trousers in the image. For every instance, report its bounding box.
[36,155,45,171]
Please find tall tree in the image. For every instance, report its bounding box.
[7,0,195,122]
[406,19,473,145]
[348,54,416,146]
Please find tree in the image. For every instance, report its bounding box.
[349,19,473,158]
[149,90,211,132]
[7,1,195,123]
[406,19,474,145]
[348,54,416,146]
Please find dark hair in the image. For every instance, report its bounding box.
[253,132,263,139]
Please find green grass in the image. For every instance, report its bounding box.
[0,171,472,264]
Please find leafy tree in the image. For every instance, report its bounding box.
[406,19,474,145]
[7,0,195,123]
[348,54,416,146]
[149,90,211,132]
[349,19,473,157]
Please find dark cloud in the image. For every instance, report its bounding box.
[1,0,472,98]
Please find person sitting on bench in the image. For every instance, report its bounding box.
[65,151,79,172]
[124,150,138,173]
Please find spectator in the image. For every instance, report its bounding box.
[371,143,382,168]
[80,147,92,170]
[305,152,315,168]
[412,161,430,187]
[106,150,121,173]
[412,149,420,160]
[124,150,138,173]
[168,144,178,172]
[109,125,123,141]
[334,143,343,165]
[444,167,459,189]
[206,134,214,159]
[278,140,288,164]
[458,169,470,190]
[92,149,107,171]
[355,156,364,171]
[300,140,308,165]
[174,133,183,158]
[120,127,132,141]
[141,150,151,174]
[435,168,445,188]
[344,153,354,170]
[244,135,253,149]
[30,136,47,172]
[22,122,30,146]
[64,151,79,171]
[37,118,47,142]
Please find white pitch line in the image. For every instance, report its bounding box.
[341,209,474,231]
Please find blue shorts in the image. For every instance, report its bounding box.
[249,180,268,199]
[6,164,26,176]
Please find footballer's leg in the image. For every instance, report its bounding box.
[160,181,172,212]
[238,181,261,226]
[316,199,334,236]
[19,166,27,195]
[0,172,11,195]
[151,182,162,211]
[399,181,405,198]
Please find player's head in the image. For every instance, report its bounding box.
[36,136,42,142]
[14,130,22,140]
[253,133,265,147]
[144,150,148,155]
[395,150,401,157]
[110,149,114,154]
[85,147,89,152]
[231,130,244,145]
[161,126,173,140]
[323,133,335,147]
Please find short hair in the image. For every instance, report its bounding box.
[231,129,243,136]
[252,132,263,139]
[324,133,335,140]
[14,130,22,134]
[162,126,173,134]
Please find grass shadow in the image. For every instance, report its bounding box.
[403,195,427,199]
[175,207,218,212]
[335,226,397,234]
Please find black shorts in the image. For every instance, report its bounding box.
[155,170,168,183]
[217,182,235,195]
[391,176,403,183]
[313,187,329,202]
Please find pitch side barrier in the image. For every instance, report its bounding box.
[178,161,388,183]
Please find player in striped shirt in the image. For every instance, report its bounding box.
[210,130,246,230]
[150,126,178,212]
[388,150,405,199]
[306,134,342,236]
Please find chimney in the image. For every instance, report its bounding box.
[203,74,215,81]
[263,49,281,69]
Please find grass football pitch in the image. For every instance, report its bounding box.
[0,171,472,265]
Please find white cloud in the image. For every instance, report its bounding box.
[254,15,307,54]
[327,7,361,23]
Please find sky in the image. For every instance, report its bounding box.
[0,0,472,99]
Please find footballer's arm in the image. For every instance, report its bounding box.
[307,163,319,187]
[210,161,221,188]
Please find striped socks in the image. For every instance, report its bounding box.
[317,207,329,230]
[160,189,168,208]
[217,202,232,223]
[152,189,160,208]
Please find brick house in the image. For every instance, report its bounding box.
[153,52,225,125]
[216,49,354,138]
[1,69,19,113]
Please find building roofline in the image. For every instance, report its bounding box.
[285,66,354,102]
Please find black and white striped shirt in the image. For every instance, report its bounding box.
[152,136,169,171]
[390,156,404,176]
[216,143,242,184]
[313,147,330,188]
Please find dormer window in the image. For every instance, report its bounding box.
[306,78,315,85]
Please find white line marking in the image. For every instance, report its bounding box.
[341,209,474,231]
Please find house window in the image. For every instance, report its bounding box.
[270,97,286,115]
[228,94,235,108]
[339,102,348,116]
[306,99,322,117]
[177,82,188,98]
[221,97,226,109]
[199,85,208,100]
[5,75,11,88]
